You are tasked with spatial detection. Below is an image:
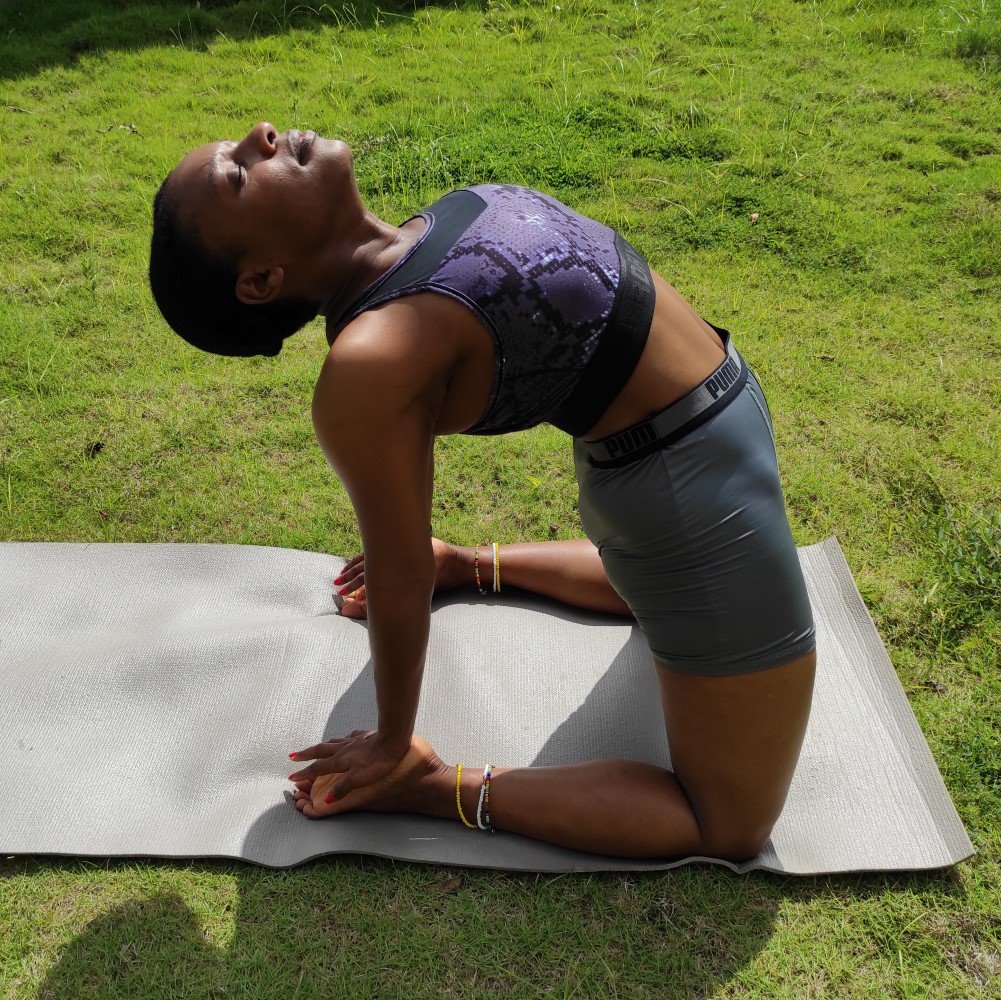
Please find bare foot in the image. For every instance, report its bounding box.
[291,735,447,819]
[336,538,467,619]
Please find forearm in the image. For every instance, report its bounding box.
[366,575,435,741]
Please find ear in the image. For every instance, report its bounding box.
[235,264,285,305]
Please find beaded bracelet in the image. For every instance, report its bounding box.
[473,546,489,596]
[476,764,496,832]
[492,542,501,594]
[484,765,495,832]
[455,763,477,829]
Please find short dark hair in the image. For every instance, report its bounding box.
[148,176,319,357]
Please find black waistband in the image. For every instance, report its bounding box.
[579,331,747,468]
[547,232,655,437]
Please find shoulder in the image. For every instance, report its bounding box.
[313,300,453,426]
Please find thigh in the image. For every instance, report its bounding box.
[657,648,817,856]
[574,383,816,674]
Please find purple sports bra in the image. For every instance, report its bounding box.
[331,184,655,437]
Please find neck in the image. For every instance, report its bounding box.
[318,210,424,327]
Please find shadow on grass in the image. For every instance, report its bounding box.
[33,892,229,998]
[14,626,975,995]
[21,855,969,998]
[19,637,973,996]
[0,0,481,82]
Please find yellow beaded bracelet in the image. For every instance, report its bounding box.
[455,763,477,829]
[492,542,501,593]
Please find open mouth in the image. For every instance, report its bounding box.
[288,129,316,166]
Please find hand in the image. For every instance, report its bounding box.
[333,552,367,619]
[333,538,461,619]
[289,729,411,802]
[337,583,367,620]
[289,733,446,819]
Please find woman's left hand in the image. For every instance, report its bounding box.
[288,729,410,801]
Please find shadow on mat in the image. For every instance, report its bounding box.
[529,634,669,769]
[1,0,481,82]
[431,584,642,629]
[236,637,666,865]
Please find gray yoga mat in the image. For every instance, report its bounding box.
[0,538,973,874]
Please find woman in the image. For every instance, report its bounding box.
[150,122,816,861]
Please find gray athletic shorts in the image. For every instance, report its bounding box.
[573,338,816,676]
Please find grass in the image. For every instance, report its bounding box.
[0,0,999,996]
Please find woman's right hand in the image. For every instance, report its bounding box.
[335,537,461,619]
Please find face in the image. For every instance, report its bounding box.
[166,121,359,303]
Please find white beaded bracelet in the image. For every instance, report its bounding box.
[476,764,494,831]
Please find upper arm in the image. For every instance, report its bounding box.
[311,318,441,583]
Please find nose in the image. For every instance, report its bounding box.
[234,121,278,165]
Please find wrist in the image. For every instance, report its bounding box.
[375,730,411,756]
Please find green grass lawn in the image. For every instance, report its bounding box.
[1,0,998,995]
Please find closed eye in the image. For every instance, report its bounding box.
[231,163,246,189]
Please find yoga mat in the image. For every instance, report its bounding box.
[0,538,973,874]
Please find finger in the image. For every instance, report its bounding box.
[288,743,338,763]
[338,553,362,574]
[289,748,354,782]
[288,756,337,780]
[337,563,364,585]
[334,555,363,583]
[291,729,372,775]
[290,734,359,760]
[289,762,323,782]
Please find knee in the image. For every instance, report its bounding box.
[700,823,773,863]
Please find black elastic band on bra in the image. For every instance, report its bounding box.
[547,231,655,437]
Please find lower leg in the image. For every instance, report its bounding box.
[338,539,631,618]
[450,540,632,616]
[295,742,705,858]
[410,759,707,859]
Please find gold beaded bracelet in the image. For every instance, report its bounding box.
[492,542,501,593]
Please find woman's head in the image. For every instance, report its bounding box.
[149,121,359,356]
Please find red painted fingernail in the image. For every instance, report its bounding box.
[334,575,343,584]
[338,587,349,596]
[289,774,297,781]
[324,792,334,804]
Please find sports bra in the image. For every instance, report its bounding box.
[330,184,654,437]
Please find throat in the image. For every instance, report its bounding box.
[322,217,430,342]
